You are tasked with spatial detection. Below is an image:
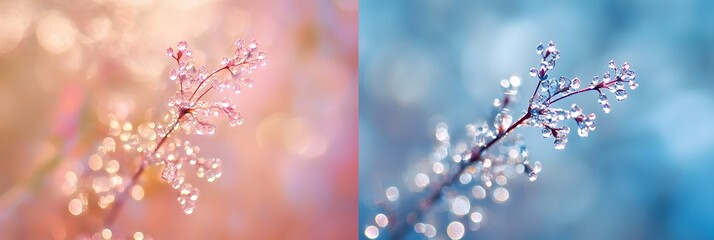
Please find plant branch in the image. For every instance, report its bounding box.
[390,112,531,239]
[103,111,186,227]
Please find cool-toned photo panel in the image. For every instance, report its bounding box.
[359,1,714,239]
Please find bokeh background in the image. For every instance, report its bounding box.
[360,0,714,239]
[0,0,357,239]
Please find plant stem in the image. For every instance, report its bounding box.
[390,112,531,239]
[103,111,186,228]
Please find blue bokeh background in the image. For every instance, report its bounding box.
[359,1,714,239]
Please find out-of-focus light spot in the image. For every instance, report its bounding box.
[131,185,144,200]
[92,177,110,193]
[133,231,144,240]
[495,175,507,185]
[375,213,388,227]
[435,122,449,141]
[472,185,486,199]
[509,75,521,87]
[447,221,465,239]
[101,228,112,239]
[0,0,32,54]
[493,187,509,203]
[98,194,115,209]
[433,162,444,174]
[450,195,470,216]
[385,186,399,201]
[414,223,426,233]
[36,11,77,54]
[500,79,510,88]
[89,154,103,171]
[68,198,84,215]
[364,225,379,239]
[471,211,483,223]
[110,175,123,187]
[105,160,120,173]
[423,224,437,237]
[459,173,472,184]
[415,173,430,188]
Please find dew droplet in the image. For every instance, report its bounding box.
[234,39,244,49]
[162,164,178,182]
[593,76,604,87]
[533,161,542,173]
[570,104,582,117]
[577,123,589,137]
[603,72,611,83]
[602,102,611,113]
[528,172,538,181]
[546,41,556,55]
[541,128,552,138]
[554,138,566,150]
[608,60,616,69]
[177,184,199,214]
[629,81,639,90]
[615,90,628,101]
[598,93,608,105]
[529,68,538,77]
[571,77,581,89]
[177,41,187,52]
[536,43,545,55]
[622,62,630,71]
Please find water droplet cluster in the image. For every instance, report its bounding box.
[365,42,639,239]
[526,42,637,150]
[66,39,267,234]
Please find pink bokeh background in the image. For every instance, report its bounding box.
[0,0,357,239]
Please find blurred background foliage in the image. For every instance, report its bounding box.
[0,0,357,239]
[360,0,714,239]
